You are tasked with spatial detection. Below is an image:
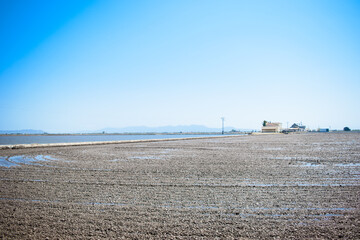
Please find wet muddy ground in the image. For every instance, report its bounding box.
[1,132,359,239]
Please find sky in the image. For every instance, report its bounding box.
[1,0,359,133]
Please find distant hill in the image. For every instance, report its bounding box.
[0,129,46,134]
[94,125,255,134]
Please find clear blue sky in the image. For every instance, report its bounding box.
[1,0,359,133]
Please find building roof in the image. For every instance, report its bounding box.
[265,122,281,127]
[290,123,306,129]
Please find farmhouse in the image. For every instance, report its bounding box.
[290,123,306,132]
[262,122,282,133]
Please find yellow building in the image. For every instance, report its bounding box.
[262,122,282,133]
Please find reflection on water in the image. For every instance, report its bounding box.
[298,162,323,167]
[0,157,18,167]
[335,163,360,167]
[130,156,162,160]
[0,155,58,167]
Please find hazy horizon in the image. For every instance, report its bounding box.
[0,123,356,135]
[1,0,359,132]
[0,124,255,134]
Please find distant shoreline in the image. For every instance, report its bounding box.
[0,134,243,149]
[0,132,250,137]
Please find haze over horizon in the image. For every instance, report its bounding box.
[1,0,359,133]
[0,124,253,135]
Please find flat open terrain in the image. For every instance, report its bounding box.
[1,132,359,239]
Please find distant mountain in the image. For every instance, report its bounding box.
[0,129,46,134]
[93,125,255,133]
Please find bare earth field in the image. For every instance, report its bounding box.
[1,132,359,239]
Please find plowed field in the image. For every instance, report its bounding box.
[1,132,359,239]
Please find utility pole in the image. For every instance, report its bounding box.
[221,117,225,135]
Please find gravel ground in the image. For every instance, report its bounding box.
[1,132,359,239]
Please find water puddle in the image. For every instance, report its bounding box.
[160,149,175,154]
[227,212,344,219]
[272,156,296,160]
[335,163,360,167]
[298,162,323,167]
[0,157,18,167]
[272,156,321,161]
[109,158,128,162]
[82,201,128,206]
[130,156,162,160]
[0,155,58,167]
[171,205,221,210]
[236,182,359,187]
[263,147,283,151]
